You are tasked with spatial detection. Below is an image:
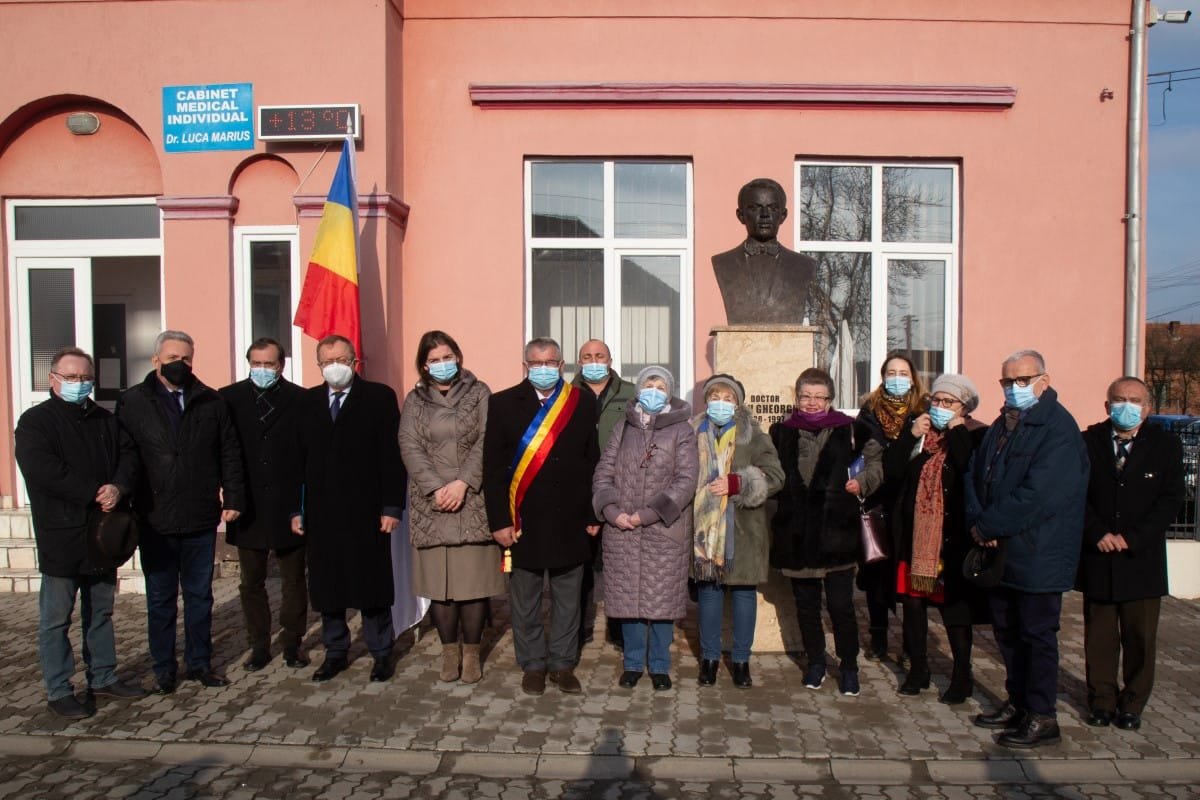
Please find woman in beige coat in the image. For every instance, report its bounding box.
[400,330,503,683]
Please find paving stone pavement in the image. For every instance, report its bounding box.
[1,577,1198,798]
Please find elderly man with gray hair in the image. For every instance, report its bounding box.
[964,349,1088,748]
[117,330,246,695]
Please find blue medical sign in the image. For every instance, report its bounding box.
[162,83,254,152]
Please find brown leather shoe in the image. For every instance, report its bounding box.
[521,669,547,696]
[548,668,582,694]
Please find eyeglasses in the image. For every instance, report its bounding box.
[999,374,1043,389]
[318,357,355,368]
[52,372,94,382]
[929,396,963,408]
[798,394,830,403]
[525,360,561,369]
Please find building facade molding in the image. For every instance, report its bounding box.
[469,82,1017,108]
[293,192,410,228]
[156,195,240,220]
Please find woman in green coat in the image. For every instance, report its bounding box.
[691,374,785,688]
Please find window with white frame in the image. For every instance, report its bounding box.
[233,227,303,384]
[795,161,959,406]
[525,160,693,389]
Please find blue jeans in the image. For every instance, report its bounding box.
[621,619,674,674]
[696,582,758,663]
[39,572,118,701]
[139,528,216,679]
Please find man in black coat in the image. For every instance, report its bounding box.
[117,330,246,694]
[219,337,308,672]
[16,347,145,717]
[483,337,599,696]
[291,334,405,684]
[1078,376,1185,732]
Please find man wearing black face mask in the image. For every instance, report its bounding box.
[117,330,246,695]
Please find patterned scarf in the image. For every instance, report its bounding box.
[692,417,737,582]
[873,394,910,441]
[910,428,948,593]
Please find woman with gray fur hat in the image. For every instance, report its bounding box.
[592,366,698,690]
[691,373,785,688]
[883,372,989,704]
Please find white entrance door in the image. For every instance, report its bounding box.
[13,256,93,416]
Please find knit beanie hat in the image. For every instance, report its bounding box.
[930,373,980,413]
[635,365,675,398]
[702,373,746,406]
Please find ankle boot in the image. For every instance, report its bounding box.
[940,667,974,705]
[439,642,461,682]
[461,644,482,684]
[899,659,931,695]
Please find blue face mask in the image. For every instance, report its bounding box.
[57,380,93,405]
[707,399,736,427]
[428,361,459,384]
[249,368,279,390]
[1109,402,1143,431]
[884,376,912,397]
[638,387,668,414]
[928,406,956,430]
[1003,381,1039,410]
[528,365,560,392]
[580,363,609,383]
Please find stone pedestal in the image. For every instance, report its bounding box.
[706,324,817,653]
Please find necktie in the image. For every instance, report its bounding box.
[331,391,344,421]
[172,390,184,412]
[1114,436,1129,474]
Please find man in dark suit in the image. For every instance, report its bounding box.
[16,346,145,717]
[291,334,405,684]
[219,337,308,672]
[117,330,246,694]
[1078,376,1185,732]
[711,177,818,325]
[483,337,600,696]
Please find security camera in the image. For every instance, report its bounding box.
[1162,9,1192,22]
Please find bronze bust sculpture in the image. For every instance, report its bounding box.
[712,178,817,325]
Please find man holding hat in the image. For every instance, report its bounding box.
[15,346,146,717]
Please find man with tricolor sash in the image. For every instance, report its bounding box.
[483,337,600,696]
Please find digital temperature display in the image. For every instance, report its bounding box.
[257,104,360,141]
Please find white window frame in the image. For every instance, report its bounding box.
[794,160,960,408]
[232,225,303,385]
[524,159,695,393]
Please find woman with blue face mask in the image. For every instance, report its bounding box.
[592,365,698,691]
[882,373,989,704]
[856,352,928,664]
[690,374,784,689]
[399,330,502,686]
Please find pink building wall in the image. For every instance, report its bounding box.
[0,0,1140,498]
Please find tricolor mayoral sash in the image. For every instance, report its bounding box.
[508,379,580,536]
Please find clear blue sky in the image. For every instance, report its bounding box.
[1147,17,1200,323]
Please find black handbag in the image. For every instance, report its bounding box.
[859,500,889,564]
[962,540,1006,588]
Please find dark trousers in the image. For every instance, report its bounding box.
[791,567,859,670]
[509,564,583,672]
[989,588,1063,717]
[237,544,308,655]
[1084,596,1161,716]
[139,528,216,679]
[321,608,394,659]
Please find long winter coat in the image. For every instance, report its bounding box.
[117,371,246,535]
[483,380,599,570]
[1077,420,1185,603]
[770,421,877,573]
[15,395,139,576]
[218,377,304,551]
[965,387,1089,594]
[399,370,492,548]
[884,417,989,624]
[593,398,698,620]
[689,406,785,586]
[296,378,406,612]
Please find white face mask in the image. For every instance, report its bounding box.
[322,362,354,388]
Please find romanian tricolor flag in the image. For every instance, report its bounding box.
[293,137,361,356]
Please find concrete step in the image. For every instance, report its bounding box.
[0,508,34,540]
[0,540,144,572]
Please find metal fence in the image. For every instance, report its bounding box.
[1148,416,1200,540]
